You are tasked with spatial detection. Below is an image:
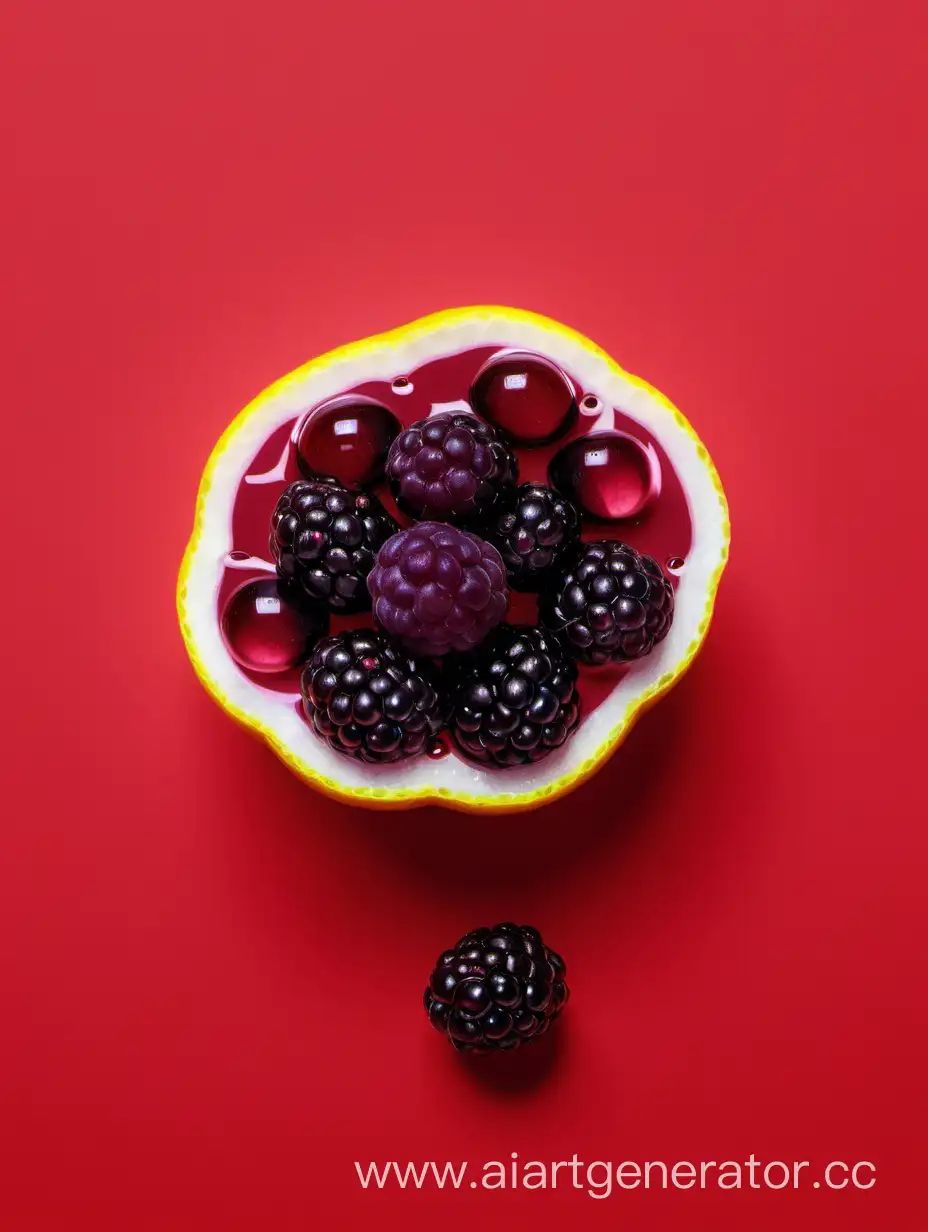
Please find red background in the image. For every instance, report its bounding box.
[2,1,926,1228]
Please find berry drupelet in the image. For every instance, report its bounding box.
[448,625,580,767]
[540,540,674,665]
[270,479,397,614]
[368,522,509,658]
[300,628,443,763]
[386,412,517,522]
[424,923,569,1053]
[483,482,580,592]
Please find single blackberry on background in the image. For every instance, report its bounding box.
[448,625,580,767]
[368,522,508,657]
[386,412,517,522]
[483,482,580,592]
[300,628,443,764]
[270,479,397,614]
[540,540,674,665]
[424,923,569,1053]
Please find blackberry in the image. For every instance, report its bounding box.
[386,412,517,522]
[424,923,569,1054]
[270,479,397,614]
[483,483,580,592]
[368,522,508,658]
[448,625,580,767]
[540,540,674,665]
[300,628,443,763]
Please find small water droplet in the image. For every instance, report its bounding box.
[580,394,601,414]
[296,396,400,487]
[549,430,661,520]
[391,376,414,395]
[223,551,276,573]
[470,351,576,445]
[221,578,321,674]
[667,557,685,573]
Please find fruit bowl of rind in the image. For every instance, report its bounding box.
[178,307,729,813]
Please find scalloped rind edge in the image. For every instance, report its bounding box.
[177,306,730,813]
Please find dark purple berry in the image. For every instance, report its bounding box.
[270,478,397,614]
[540,540,674,665]
[300,628,443,763]
[483,483,580,592]
[424,923,569,1054]
[368,522,509,657]
[386,412,517,521]
[448,625,581,768]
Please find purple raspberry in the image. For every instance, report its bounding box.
[368,523,509,657]
[385,412,518,522]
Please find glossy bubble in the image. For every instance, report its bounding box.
[470,351,576,445]
[296,396,401,488]
[221,577,324,674]
[549,430,660,520]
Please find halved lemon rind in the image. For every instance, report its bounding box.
[177,307,729,813]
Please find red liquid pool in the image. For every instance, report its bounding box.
[218,345,693,727]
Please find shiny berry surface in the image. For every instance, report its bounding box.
[300,628,443,763]
[221,577,328,674]
[296,397,400,488]
[540,540,674,665]
[368,522,508,657]
[424,923,569,1054]
[484,482,580,592]
[449,625,581,767]
[270,479,397,614]
[386,412,517,522]
[549,430,659,520]
[470,351,576,445]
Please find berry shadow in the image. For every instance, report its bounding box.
[344,663,695,899]
[453,1015,565,1096]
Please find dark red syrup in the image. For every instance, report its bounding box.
[218,345,693,734]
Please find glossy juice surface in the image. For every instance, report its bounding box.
[218,346,693,723]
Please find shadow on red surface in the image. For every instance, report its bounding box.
[453,1016,565,1095]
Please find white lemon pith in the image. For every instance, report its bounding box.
[177,307,730,813]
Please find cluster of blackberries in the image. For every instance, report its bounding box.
[263,407,673,769]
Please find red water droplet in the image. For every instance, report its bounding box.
[470,351,576,445]
[549,431,660,520]
[296,396,400,487]
[221,578,312,674]
[427,735,451,759]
